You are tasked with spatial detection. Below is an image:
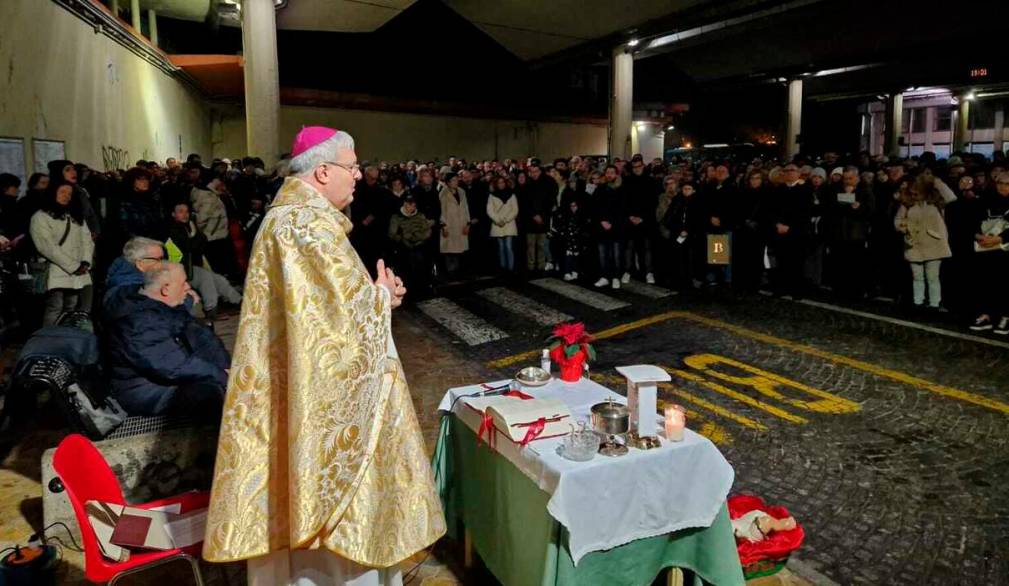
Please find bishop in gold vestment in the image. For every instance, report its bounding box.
[204,127,445,584]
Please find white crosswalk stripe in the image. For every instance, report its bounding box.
[476,287,573,326]
[416,298,509,346]
[620,280,677,299]
[529,278,631,311]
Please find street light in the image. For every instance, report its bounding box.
[627,38,640,47]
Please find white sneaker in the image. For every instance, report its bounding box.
[621,272,631,283]
[995,317,1009,335]
[594,278,609,288]
[611,278,621,289]
[645,273,655,284]
[563,273,574,281]
[571,272,578,280]
[544,262,554,271]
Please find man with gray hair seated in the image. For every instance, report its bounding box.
[104,236,204,317]
[103,261,229,418]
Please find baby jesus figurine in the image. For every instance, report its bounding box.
[732,510,798,543]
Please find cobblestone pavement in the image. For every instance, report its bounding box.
[403,278,1009,586]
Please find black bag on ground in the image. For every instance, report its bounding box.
[5,322,126,439]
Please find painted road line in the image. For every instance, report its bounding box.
[476,287,573,326]
[680,312,1009,416]
[487,310,686,369]
[487,308,1009,415]
[669,367,809,425]
[417,298,508,346]
[592,372,769,432]
[796,298,1009,351]
[620,280,677,299]
[530,278,631,312]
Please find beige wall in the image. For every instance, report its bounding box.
[0,0,212,173]
[214,105,608,163]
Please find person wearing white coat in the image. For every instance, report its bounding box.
[30,182,95,325]
[486,176,519,273]
[439,174,470,275]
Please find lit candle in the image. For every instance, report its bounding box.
[664,405,686,442]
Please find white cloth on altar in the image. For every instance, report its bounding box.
[247,550,403,586]
[438,377,735,565]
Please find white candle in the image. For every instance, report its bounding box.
[664,405,686,442]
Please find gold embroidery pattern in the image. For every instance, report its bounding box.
[204,178,445,565]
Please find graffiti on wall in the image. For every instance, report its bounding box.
[101,145,130,172]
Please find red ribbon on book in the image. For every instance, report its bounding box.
[477,411,496,449]
[504,389,534,400]
[518,417,546,446]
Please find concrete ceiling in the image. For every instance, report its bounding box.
[271,0,709,61]
[275,0,417,34]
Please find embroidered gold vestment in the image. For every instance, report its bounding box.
[203,177,445,566]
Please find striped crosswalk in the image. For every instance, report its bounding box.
[530,278,631,311]
[416,298,509,346]
[476,287,573,326]
[416,277,675,346]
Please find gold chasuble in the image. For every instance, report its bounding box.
[204,177,445,567]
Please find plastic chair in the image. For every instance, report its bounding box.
[52,433,208,585]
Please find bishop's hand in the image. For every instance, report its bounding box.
[376,259,406,309]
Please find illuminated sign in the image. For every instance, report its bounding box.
[970,67,989,78]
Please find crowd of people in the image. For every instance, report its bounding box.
[1,145,1008,419]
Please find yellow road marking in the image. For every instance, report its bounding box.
[669,368,808,424]
[683,353,861,414]
[679,313,1009,416]
[660,383,769,431]
[485,309,1009,415]
[487,310,688,369]
[593,372,764,435]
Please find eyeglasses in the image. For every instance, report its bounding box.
[324,161,361,175]
[141,257,163,262]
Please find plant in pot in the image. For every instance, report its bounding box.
[548,322,596,383]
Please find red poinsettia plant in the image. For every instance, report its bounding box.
[548,322,596,382]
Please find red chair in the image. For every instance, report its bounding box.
[52,433,208,585]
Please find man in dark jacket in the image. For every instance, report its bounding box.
[622,160,659,283]
[523,164,556,273]
[592,165,627,289]
[698,162,737,286]
[826,167,874,298]
[167,202,241,323]
[764,163,813,297]
[351,165,397,277]
[103,262,229,418]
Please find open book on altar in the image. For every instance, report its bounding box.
[463,395,572,445]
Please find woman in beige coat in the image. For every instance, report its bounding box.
[439,173,470,275]
[894,174,955,309]
[30,181,95,325]
[486,176,519,273]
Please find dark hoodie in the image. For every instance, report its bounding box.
[47,160,100,236]
[102,284,229,415]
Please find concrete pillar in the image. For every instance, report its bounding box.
[784,79,802,160]
[884,93,904,157]
[608,47,633,161]
[242,0,281,164]
[130,0,141,31]
[953,95,970,154]
[147,9,158,46]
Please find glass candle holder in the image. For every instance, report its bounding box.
[664,405,686,442]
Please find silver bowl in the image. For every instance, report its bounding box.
[515,366,551,387]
